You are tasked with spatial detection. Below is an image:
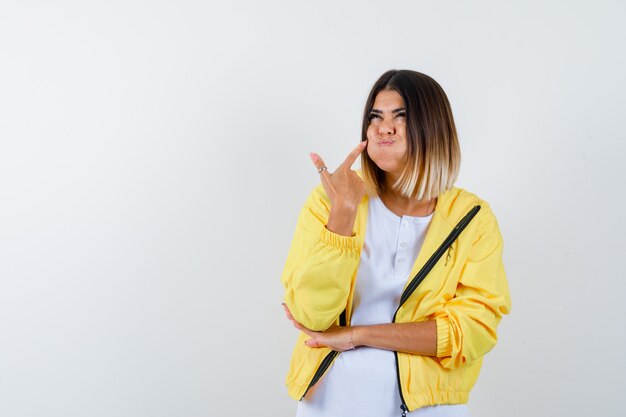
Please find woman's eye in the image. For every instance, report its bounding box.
[368,114,381,121]
[395,112,406,119]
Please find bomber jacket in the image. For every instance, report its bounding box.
[281,179,511,412]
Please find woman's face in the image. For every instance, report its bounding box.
[366,89,408,180]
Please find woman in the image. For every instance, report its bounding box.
[281,70,511,417]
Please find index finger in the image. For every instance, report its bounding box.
[339,140,367,170]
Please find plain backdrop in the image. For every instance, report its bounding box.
[1,1,625,416]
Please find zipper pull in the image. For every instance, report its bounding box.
[445,245,453,266]
[400,404,408,417]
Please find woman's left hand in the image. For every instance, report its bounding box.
[282,304,356,352]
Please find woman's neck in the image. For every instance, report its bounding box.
[379,189,437,218]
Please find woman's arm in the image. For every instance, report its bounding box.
[281,143,368,332]
[282,304,437,356]
[281,194,360,331]
[353,321,437,356]
[431,203,511,368]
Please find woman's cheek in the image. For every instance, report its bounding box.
[366,142,378,163]
[366,124,378,140]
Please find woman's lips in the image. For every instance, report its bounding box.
[378,139,395,146]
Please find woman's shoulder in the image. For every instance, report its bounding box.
[437,186,499,227]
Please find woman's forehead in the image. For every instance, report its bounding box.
[372,89,404,109]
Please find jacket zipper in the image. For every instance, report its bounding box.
[300,350,339,400]
[300,309,348,400]
[392,205,481,415]
[392,308,409,415]
[399,205,481,307]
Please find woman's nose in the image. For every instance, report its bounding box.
[378,120,395,135]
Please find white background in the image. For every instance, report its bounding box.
[1,1,625,416]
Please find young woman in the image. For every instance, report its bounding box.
[281,70,511,417]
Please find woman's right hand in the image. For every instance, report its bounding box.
[309,141,368,236]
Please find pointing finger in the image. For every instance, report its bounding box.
[339,140,367,170]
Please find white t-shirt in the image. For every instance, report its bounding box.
[296,196,470,417]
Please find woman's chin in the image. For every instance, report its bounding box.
[372,160,402,176]
[368,151,404,172]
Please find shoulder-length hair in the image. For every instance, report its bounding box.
[361,70,461,201]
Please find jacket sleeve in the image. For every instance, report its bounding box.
[433,203,511,369]
[281,185,362,331]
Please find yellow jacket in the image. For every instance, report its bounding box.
[281,181,511,411]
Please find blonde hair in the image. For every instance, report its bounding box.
[361,70,461,201]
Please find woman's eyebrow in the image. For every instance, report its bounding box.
[370,107,406,114]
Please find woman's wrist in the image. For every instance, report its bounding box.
[327,205,358,236]
[351,325,365,348]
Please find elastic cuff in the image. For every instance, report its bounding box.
[435,317,452,357]
[320,225,357,250]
